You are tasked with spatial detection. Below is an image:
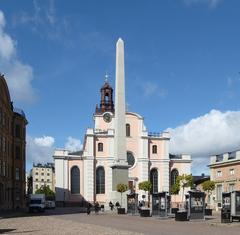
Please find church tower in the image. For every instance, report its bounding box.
[95,75,114,114]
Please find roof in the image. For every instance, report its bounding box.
[101,80,113,90]
[193,174,210,185]
[13,107,26,118]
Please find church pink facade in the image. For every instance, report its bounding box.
[53,80,191,208]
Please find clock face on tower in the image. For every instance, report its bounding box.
[103,113,112,123]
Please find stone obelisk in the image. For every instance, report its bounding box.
[111,38,129,205]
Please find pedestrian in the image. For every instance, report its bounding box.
[86,202,92,215]
[109,201,114,211]
[94,201,99,214]
[115,201,120,208]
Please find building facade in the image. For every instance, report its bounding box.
[53,39,192,208]
[29,163,55,194]
[209,150,240,210]
[0,74,28,210]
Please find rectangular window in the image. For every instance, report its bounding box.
[230,169,234,175]
[41,173,44,176]
[47,179,50,182]
[217,171,222,177]
[16,168,20,180]
[35,178,38,181]
[47,173,50,176]
[216,185,222,201]
[36,184,38,189]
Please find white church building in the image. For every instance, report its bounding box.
[53,39,191,208]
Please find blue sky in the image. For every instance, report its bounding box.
[1,0,240,174]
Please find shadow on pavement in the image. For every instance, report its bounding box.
[0,207,87,220]
[0,229,16,234]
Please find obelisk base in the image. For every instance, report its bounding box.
[110,163,130,209]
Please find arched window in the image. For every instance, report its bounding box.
[126,124,130,137]
[127,152,135,167]
[98,142,103,152]
[105,93,109,102]
[96,167,105,194]
[150,168,158,194]
[71,166,80,194]
[152,145,157,154]
[171,169,179,187]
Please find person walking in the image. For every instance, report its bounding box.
[109,201,114,211]
[94,201,100,214]
[86,202,92,215]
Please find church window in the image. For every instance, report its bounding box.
[152,145,157,154]
[96,166,105,194]
[105,93,109,102]
[98,142,103,152]
[127,152,135,167]
[71,166,80,194]
[126,124,130,137]
[171,169,179,187]
[150,168,158,193]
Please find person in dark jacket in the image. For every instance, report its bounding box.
[109,201,114,211]
[94,201,100,214]
[87,202,92,215]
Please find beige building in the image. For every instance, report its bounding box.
[209,150,240,210]
[30,163,55,193]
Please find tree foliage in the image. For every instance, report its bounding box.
[171,183,180,195]
[176,174,193,202]
[35,185,55,199]
[202,180,215,194]
[138,181,152,192]
[116,183,128,208]
[138,181,152,208]
[117,183,128,193]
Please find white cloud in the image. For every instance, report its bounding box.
[0,10,35,104]
[65,136,82,152]
[167,109,240,173]
[184,0,223,8]
[34,135,55,147]
[27,135,82,166]
[27,135,55,164]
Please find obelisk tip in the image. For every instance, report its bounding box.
[117,38,124,43]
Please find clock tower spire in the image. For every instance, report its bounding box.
[95,74,115,114]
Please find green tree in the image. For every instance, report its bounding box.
[35,185,55,199]
[171,183,180,195]
[138,181,152,208]
[202,180,215,207]
[202,180,215,194]
[176,174,193,202]
[116,183,128,208]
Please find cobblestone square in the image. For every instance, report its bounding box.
[1,208,240,235]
